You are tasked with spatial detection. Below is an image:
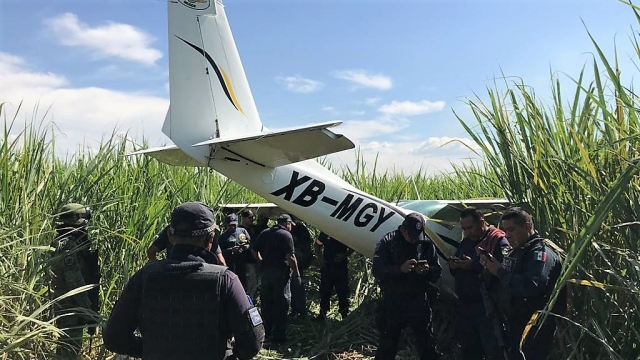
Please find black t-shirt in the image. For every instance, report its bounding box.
[317,232,350,264]
[252,225,294,270]
[291,223,312,270]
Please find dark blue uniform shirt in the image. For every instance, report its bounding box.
[372,229,442,295]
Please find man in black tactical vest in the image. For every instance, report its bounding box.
[251,214,301,344]
[103,201,265,359]
[372,213,443,360]
[480,207,567,360]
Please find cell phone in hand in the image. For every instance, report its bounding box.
[478,247,492,258]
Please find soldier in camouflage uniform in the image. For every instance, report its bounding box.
[50,203,100,359]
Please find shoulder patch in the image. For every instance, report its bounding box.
[501,256,517,272]
[249,307,263,326]
[534,250,547,262]
[64,256,75,267]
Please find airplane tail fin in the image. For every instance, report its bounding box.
[166,0,262,148]
[141,0,355,168]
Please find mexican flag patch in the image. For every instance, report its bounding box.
[534,251,547,262]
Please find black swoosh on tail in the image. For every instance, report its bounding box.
[175,35,240,112]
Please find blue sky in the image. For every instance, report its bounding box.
[0,0,637,175]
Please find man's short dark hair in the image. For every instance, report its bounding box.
[500,207,532,227]
[460,206,484,222]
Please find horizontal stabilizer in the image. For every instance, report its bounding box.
[128,145,204,167]
[192,121,354,167]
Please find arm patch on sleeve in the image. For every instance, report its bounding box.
[64,256,75,267]
[248,307,263,326]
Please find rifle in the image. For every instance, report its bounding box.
[480,275,508,360]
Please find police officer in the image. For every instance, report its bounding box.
[239,210,260,298]
[450,207,510,360]
[251,214,301,343]
[289,217,313,318]
[313,231,354,321]
[219,213,252,289]
[479,207,566,360]
[103,202,264,359]
[372,212,442,360]
[50,203,100,359]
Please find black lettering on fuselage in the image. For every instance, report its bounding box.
[354,202,377,228]
[270,171,311,201]
[330,194,363,221]
[370,207,395,232]
[271,171,398,233]
[293,180,325,207]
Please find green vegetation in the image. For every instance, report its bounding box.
[2,3,640,359]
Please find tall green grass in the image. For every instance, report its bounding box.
[3,3,640,359]
[455,4,640,357]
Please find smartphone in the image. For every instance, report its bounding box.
[417,260,429,265]
[478,247,492,258]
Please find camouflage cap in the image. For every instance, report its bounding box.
[59,203,92,226]
[170,202,217,237]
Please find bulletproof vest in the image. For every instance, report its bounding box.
[501,237,566,319]
[140,261,226,359]
[381,237,430,296]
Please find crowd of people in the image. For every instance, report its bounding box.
[49,201,566,360]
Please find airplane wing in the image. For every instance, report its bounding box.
[192,121,354,167]
[128,145,204,167]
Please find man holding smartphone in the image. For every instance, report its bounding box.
[450,207,511,360]
[372,212,443,360]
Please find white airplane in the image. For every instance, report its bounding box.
[131,0,508,293]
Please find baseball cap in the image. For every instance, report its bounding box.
[402,213,426,241]
[277,213,294,224]
[170,202,217,237]
[225,213,239,225]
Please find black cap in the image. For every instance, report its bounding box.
[170,202,217,237]
[277,213,294,224]
[402,213,426,241]
[225,213,239,225]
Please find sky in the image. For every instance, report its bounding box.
[0,0,638,176]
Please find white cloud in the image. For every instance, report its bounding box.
[277,75,323,93]
[350,110,365,116]
[363,97,381,105]
[333,70,392,90]
[330,117,410,141]
[411,136,481,156]
[378,100,446,116]
[325,137,482,176]
[0,52,168,156]
[0,53,68,92]
[44,13,162,66]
